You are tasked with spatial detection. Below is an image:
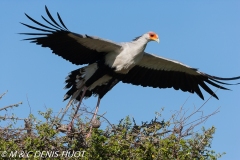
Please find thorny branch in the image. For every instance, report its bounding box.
[0,101,23,112]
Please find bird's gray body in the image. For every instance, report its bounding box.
[105,37,149,74]
[66,34,151,101]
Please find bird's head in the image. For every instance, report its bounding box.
[147,31,159,43]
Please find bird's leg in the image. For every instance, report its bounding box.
[68,86,88,131]
[92,97,101,122]
[59,99,74,124]
[86,97,101,138]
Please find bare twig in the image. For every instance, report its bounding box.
[26,94,32,114]
[184,89,218,122]
[0,90,8,100]
[183,107,220,128]
[0,115,25,121]
[0,101,23,112]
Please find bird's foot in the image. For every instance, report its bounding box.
[67,120,74,132]
[85,118,101,138]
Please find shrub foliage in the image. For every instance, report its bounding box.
[0,91,225,159]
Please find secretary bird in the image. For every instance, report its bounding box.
[20,6,240,133]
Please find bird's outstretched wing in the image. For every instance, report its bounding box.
[121,52,240,100]
[20,6,121,65]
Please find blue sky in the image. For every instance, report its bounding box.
[1,1,240,159]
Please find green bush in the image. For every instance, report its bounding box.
[0,91,225,159]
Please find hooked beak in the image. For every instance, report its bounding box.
[155,38,160,43]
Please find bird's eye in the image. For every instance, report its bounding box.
[150,34,154,37]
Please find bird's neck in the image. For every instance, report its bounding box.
[131,36,148,52]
